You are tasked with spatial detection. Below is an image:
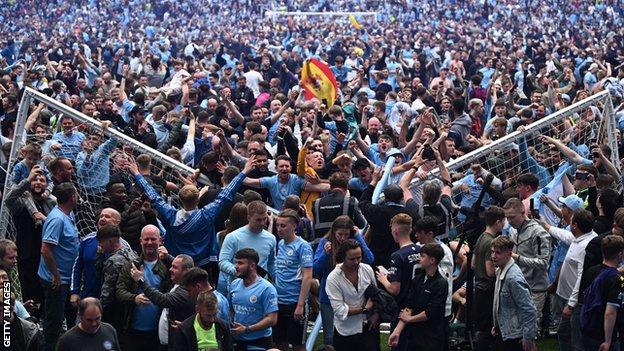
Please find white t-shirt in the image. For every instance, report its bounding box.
[244,70,264,98]
[158,284,179,345]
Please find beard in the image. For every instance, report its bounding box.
[236,267,250,279]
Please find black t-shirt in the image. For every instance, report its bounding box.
[56,323,120,351]
[387,243,421,308]
[200,167,223,187]
[240,169,275,204]
[198,187,245,232]
[580,264,624,341]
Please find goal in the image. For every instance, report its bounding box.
[406,90,619,229]
[264,10,378,25]
[0,87,211,240]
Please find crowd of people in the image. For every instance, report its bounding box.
[2,0,624,351]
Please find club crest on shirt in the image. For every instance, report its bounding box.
[286,249,294,256]
[249,295,258,303]
[103,340,113,350]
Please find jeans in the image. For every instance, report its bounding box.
[551,294,567,330]
[320,302,334,346]
[558,302,584,351]
[40,280,73,351]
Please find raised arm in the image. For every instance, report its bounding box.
[127,158,177,226]
[540,135,585,165]
[594,146,620,179]
[221,90,245,127]
[354,133,370,155]
[269,90,296,125]
[25,103,45,132]
[302,179,331,193]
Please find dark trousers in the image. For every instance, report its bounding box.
[494,336,523,351]
[233,336,273,351]
[583,335,620,351]
[474,288,495,351]
[333,327,379,351]
[200,261,220,287]
[122,329,160,351]
[40,280,75,351]
[18,259,43,304]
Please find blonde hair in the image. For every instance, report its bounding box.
[390,213,413,227]
[179,185,199,207]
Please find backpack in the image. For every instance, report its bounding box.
[580,266,620,333]
[419,202,452,241]
[364,283,400,323]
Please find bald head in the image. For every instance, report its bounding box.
[78,297,103,316]
[140,225,161,259]
[141,224,160,238]
[78,297,103,334]
[98,208,121,228]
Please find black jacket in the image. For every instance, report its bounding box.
[405,270,448,350]
[172,315,233,351]
[115,256,172,331]
[199,188,245,233]
[140,283,196,344]
[99,199,158,252]
[359,186,419,267]
[232,86,255,116]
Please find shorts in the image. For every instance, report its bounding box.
[273,303,308,346]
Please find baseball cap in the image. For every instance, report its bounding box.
[387,148,403,158]
[558,195,584,211]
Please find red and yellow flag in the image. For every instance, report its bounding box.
[300,58,338,109]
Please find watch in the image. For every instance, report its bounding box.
[362,307,368,314]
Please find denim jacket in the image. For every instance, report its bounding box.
[493,258,537,341]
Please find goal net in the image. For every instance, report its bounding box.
[407,90,619,230]
[0,88,212,240]
[264,10,378,26]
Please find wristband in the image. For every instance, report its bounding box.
[245,326,251,334]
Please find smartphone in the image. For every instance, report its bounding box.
[530,198,540,220]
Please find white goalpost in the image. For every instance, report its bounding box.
[264,10,378,23]
[0,87,280,240]
[404,90,619,227]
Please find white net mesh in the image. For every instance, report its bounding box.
[0,88,208,240]
[264,10,377,25]
[406,90,619,229]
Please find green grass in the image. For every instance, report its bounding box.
[311,333,559,351]
[538,338,559,351]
